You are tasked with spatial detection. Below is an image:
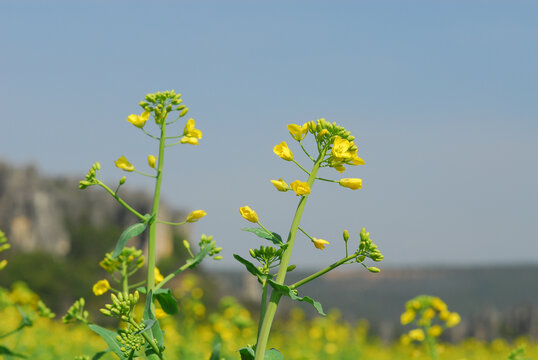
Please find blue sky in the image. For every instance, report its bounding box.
[1,1,537,269]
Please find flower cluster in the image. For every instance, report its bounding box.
[99,291,140,322]
[78,162,101,189]
[400,295,461,345]
[137,89,188,126]
[99,247,145,274]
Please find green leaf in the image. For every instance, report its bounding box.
[268,280,326,316]
[185,243,213,270]
[209,342,222,360]
[16,306,33,327]
[91,350,109,360]
[88,324,127,360]
[265,349,283,360]
[142,290,164,348]
[233,254,265,282]
[154,288,178,315]
[239,346,255,360]
[112,222,147,258]
[0,345,26,358]
[241,227,283,246]
[135,319,156,335]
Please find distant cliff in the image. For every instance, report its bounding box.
[0,160,187,258]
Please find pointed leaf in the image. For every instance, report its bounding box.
[135,319,156,335]
[91,350,109,360]
[209,342,222,360]
[268,280,326,316]
[112,222,147,258]
[265,349,283,360]
[233,254,265,282]
[241,227,283,246]
[154,288,179,315]
[185,243,213,270]
[143,290,164,348]
[239,346,255,360]
[0,345,26,358]
[88,324,127,360]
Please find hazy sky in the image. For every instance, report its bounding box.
[1,1,537,270]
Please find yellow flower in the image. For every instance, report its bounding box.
[126,111,150,128]
[400,334,411,345]
[446,312,461,327]
[155,267,164,284]
[155,308,167,319]
[423,308,436,320]
[408,328,425,341]
[92,279,110,296]
[401,310,416,325]
[239,206,259,223]
[331,136,354,160]
[186,210,207,223]
[115,156,134,172]
[287,123,308,141]
[318,129,329,138]
[339,178,362,190]
[439,310,450,320]
[432,297,447,312]
[312,237,330,250]
[183,118,203,139]
[270,178,289,192]
[428,325,443,337]
[148,155,157,169]
[180,136,199,145]
[273,141,294,161]
[290,180,311,196]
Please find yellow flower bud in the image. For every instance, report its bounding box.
[423,308,435,320]
[400,310,416,325]
[446,312,461,327]
[180,136,199,145]
[183,239,190,250]
[290,180,311,196]
[428,325,443,337]
[439,310,450,320]
[312,237,330,250]
[155,267,164,284]
[408,329,425,341]
[352,155,365,165]
[286,123,308,141]
[126,111,150,128]
[115,156,134,172]
[318,129,329,138]
[92,279,110,296]
[432,297,447,312]
[334,165,346,173]
[239,206,259,223]
[186,210,207,223]
[270,178,289,192]
[339,178,362,190]
[273,141,294,161]
[148,155,157,169]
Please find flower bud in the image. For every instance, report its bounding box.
[186,210,207,223]
[183,240,190,250]
[213,256,223,260]
[119,176,126,185]
[249,249,256,258]
[239,206,259,223]
[367,266,380,273]
[287,265,296,272]
[343,230,349,242]
[179,107,189,117]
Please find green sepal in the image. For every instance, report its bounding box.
[241,227,283,246]
[185,242,213,269]
[267,280,326,316]
[154,288,179,315]
[233,254,265,282]
[112,222,148,258]
[88,324,127,360]
[265,349,284,360]
[142,290,164,349]
[0,345,26,358]
[239,346,255,360]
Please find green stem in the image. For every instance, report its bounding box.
[299,141,315,161]
[122,262,129,295]
[97,182,146,221]
[254,145,329,360]
[256,274,269,337]
[425,330,438,360]
[292,160,311,176]
[0,324,26,339]
[134,169,157,178]
[315,176,338,183]
[156,219,187,226]
[257,222,282,244]
[289,253,357,290]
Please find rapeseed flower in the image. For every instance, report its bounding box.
[180,118,202,145]
[92,279,110,296]
[115,156,134,172]
[186,210,207,223]
[428,325,443,337]
[339,178,362,190]
[273,141,294,161]
[290,180,310,196]
[312,238,330,250]
[446,312,461,327]
[287,123,308,141]
[155,267,164,284]
[270,178,289,192]
[408,328,425,341]
[239,206,259,223]
[126,111,150,128]
[148,155,157,169]
[401,310,415,325]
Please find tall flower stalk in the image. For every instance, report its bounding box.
[67,91,221,360]
[236,119,384,359]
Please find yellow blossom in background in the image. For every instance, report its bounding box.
[0,259,7,271]
[287,123,308,141]
[155,308,167,319]
[115,156,134,172]
[432,297,447,312]
[155,267,164,284]
[428,325,443,337]
[408,328,425,341]
[148,155,157,169]
[401,310,416,325]
[92,279,110,296]
[270,178,289,192]
[423,308,436,320]
[339,178,362,190]
[239,206,259,223]
[400,334,411,345]
[312,238,330,250]
[446,312,461,327]
[273,141,294,161]
[186,210,207,223]
[126,111,150,128]
[290,180,310,196]
[439,310,450,320]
